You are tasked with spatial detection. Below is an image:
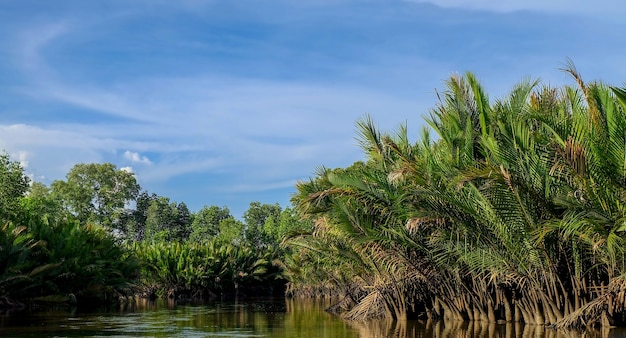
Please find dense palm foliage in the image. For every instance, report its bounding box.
[0,201,298,308]
[286,67,626,328]
[0,213,139,306]
[133,240,284,299]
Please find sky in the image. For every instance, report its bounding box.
[1,0,626,218]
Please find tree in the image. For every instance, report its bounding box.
[0,152,30,222]
[216,217,245,245]
[123,191,158,241]
[189,205,232,242]
[262,207,313,245]
[51,163,140,227]
[243,202,282,248]
[176,202,192,241]
[144,196,179,242]
[16,182,65,226]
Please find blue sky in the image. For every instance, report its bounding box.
[1,0,625,217]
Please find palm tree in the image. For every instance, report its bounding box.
[287,68,626,328]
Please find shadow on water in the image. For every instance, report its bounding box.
[2,298,626,337]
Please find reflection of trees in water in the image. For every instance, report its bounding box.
[79,299,626,337]
[118,298,278,333]
[119,297,177,312]
[282,298,357,337]
[348,319,624,338]
[119,297,357,337]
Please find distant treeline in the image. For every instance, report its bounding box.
[0,155,311,308]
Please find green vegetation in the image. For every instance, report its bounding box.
[51,163,140,227]
[285,66,626,329]
[0,155,306,310]
[133,240,282,299]
[1,202,139,307]
[6,65,626,330]
[0,153,30,221]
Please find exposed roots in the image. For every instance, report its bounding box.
[554,276,626,329]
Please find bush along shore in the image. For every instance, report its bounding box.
[283,67,626,329]
[0,211,294,310]
[132,240,286,300]
[0,218,140,310]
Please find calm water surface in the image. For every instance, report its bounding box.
[1,298,625,337]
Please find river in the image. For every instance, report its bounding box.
[1,298,625,337]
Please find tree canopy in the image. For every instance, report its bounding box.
[51,163,140,227]
[0,152,30,222]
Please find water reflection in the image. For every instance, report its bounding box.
[0,297,357,337]
[347,318,626,338]
[1,298,626,337]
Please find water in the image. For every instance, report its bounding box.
[1,298,626,337]
[0,298,355,337]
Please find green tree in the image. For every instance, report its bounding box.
[124,191,158,241]
[0,152,30,222]
[189,205,232,242]
[16,182,65,226]
[216,217,245,245]
[176,202,192,240]
[243,202,281,248]
[51,163,140,227]
[264,207,312,244]
[144,196,179,242]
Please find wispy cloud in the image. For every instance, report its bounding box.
[16,21,70,72]
[405,0,626,17]
[2,1,626,214]
[227,179,301,193]
[1,69,420,198]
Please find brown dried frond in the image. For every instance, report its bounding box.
[552,137,586,177]
[387,168,409,185]
[561,59,586,95]
[405,217,445,235]
[308,187,347,203]
[500,165,514,192]
[312,216,333,237]
[342,290,387,321]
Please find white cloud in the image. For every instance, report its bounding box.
[138,157,224,182]
[120,166,134,173]
[123,150,153,165]
[0,123,152,153]
[406,0,626,17]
